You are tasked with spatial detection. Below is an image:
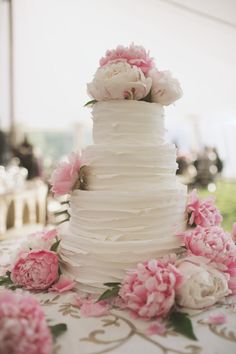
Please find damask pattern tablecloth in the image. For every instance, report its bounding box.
[1,238,236,354]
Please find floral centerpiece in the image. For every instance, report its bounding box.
[86,43,183,106]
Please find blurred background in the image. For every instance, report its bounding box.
[0,0,235,239]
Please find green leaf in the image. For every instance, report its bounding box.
[0,272,13,286]
[104,282,121,287]
[97,285,120,302]
[49,323,67,340]
[169,311,197,341]
[50,239,61,252]
[84,99,97,107]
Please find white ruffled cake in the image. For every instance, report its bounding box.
[60,99,187,293]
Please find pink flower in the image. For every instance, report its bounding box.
[99,43,155,75]
[11,250,59,290]
[49,275,75,293]
[73,295,110,317]
[187,189,222,227]
[119,259,183,319]
[180,226,236,265]
[145,321,167,336]
[50,152,82,196]
[232,222,236,242]
[148,69,183,106]
[205,313,227,325]
[0,290,53,354]
[226,262,236,294]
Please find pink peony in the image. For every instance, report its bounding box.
[119,259,183,319]
[180,226,236,265]
[99,43,155,75]
[11,250,59,290]
[49,275,75,293]
[226,262,236,295]
[148,69,183,106]
[0,289,53,354]
[187,189,222,227]
[50,152,82,196]
[232,222,236,242]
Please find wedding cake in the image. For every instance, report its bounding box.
[59,44,187,293]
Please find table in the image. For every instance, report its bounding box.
[0,180,48,239]
[1,238,236,354]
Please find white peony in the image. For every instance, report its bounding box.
[148,69,183,105]
[176,258,230,309]
[87,62,152,101]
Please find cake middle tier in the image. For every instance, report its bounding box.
[68,185,187,242]
[84,143,178,191]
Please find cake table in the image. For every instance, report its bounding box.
[0,237,236,354]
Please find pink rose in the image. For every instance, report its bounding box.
[180,226,236,265]
[0,290,53,354]
[226,262,236,294]
[187,189,222,227]
[119,259,183,319]
[50,152,82,196]
[11,250,59,290]
[49,275,75,293]
[148,69,183,106]
[99,43,155,75]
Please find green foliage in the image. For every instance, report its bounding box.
[50,238,61,252]
[169,311,197,341]
[49,323,67,340]
[84,99,97,107]
[97,282,121,302]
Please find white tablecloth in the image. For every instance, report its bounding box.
[1,238,236,354]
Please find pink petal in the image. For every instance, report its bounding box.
[145,322,167,336]
[80,300,110,317]
[206,313,227,325]
[49,275,75,293]
[72,294,84,308]
[42,229,58,241]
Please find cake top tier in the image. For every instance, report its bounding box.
[87,43,183,106]
[92,100,165,145]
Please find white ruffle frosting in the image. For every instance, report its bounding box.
[60,100,187,293]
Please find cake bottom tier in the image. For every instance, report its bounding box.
[60,185,187,293]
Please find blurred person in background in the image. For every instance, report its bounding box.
[0,129,12,166]
[13,135,42,180]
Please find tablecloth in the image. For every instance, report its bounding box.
[1,238,236,354]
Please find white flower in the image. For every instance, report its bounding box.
[148,69,183,105]
[87,62,152,101]
[176,257,230,309]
